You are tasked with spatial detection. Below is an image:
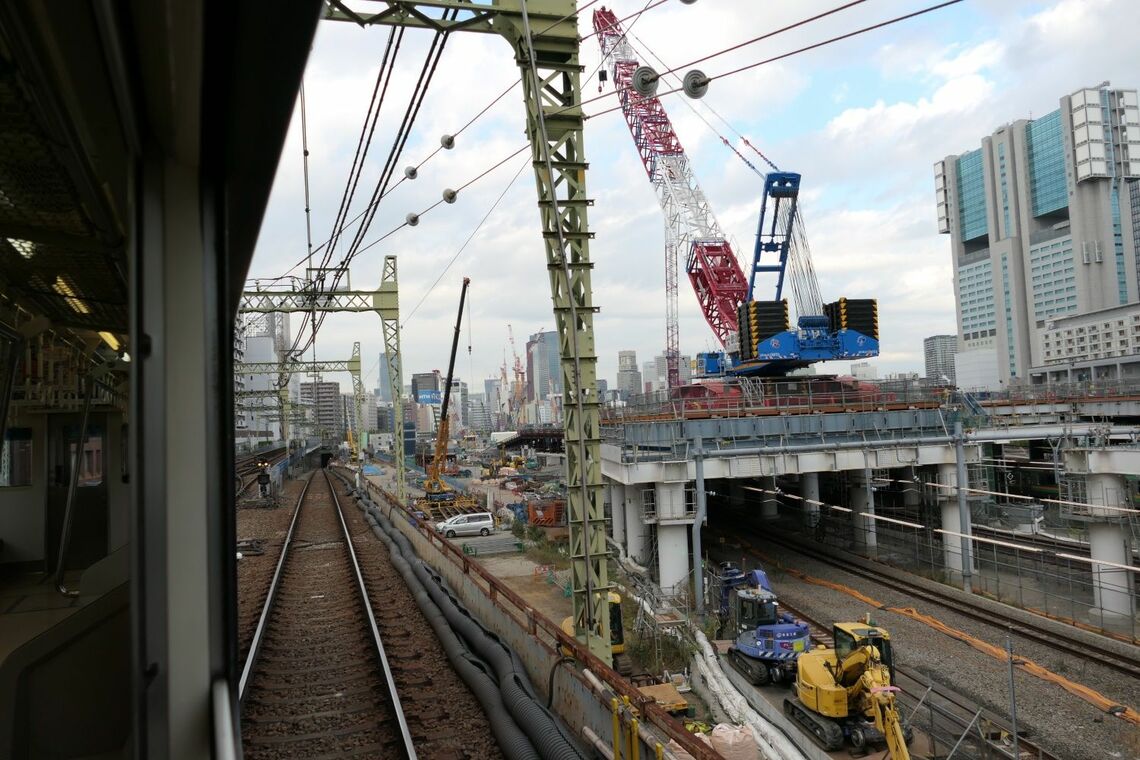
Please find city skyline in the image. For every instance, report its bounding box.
[244,1,1140,389]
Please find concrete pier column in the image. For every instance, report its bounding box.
[657,523,690,597]
[760,476,779,520]
[625,484,647,564]
[937,462,965,579]
[801,472,821,528]
[610,482,626,545]
[1088,523,1135,620]
[849,469,876,555]
[903,466,921,509]
[1084,472,1135,621]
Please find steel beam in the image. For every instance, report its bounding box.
[322,0,609,658]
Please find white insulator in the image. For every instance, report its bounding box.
[631,65,659,97]
[440,134,455,149]
[405,212,420,227]
[404,165,418,180]
[682,69,709,99]
[442,188,458,204]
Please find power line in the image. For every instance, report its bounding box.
[402,157,530,327]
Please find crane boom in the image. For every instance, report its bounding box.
[593,7,748,371]
[423,277,470,499]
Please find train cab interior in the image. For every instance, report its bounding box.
[0,2,320,757]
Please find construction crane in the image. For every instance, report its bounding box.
[421,277,471,507]
[506,323,526,425]
[593,6,748,387]
[593,8,879,377]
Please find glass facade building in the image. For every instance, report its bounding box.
[937,85,1140,387]
[956,149,988,241]
[1026,110,1067,216]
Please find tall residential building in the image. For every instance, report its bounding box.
[449,378,469,427]
[935,83,1140,385]
[923,335,958,384]
[526,330,561,401]
[300,381,345,443]
[642,361,657,392]
[616,350,642,399]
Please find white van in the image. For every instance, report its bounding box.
[435,512,494,538]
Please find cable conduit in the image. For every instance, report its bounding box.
[340,474,588,760]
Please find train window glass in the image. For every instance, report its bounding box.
[66,426,105,487]
[0,427,32,487]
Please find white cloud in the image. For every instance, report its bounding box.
[247,0,1140,387]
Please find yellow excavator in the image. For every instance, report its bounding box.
[561,591,632,676]
[784,619,911,758]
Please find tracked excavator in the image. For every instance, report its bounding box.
[784,620,911,758]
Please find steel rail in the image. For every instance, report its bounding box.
[325,469,417,758]
[760,530,1140,681]
[237,470,312,700]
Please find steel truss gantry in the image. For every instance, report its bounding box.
[238,255,404,504]
[322,0,610,658]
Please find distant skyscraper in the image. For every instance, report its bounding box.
[411,371,441,403]
[616,350,642,399]
[526,330,561,401]
[935,82,1140,384]
[924,335,958,384]
[375,352,393,403]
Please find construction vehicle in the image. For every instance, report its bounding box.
[784,619,911,757]
[416,278,478,517]
[593,9,878,380]
[712,563,810,685]
[561,591,632,676]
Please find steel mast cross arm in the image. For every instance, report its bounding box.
[321,0,611,660]
[237,255,404,499]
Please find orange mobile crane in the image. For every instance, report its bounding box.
[418,277,477,517]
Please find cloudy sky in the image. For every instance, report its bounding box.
[246,0,1140,394]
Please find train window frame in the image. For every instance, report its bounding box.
[0,427,33,488]
[0,322,23,439]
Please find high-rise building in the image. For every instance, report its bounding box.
[935,83,1140,385]
[923,335,958,384]
[651,352,692,389]
[616,350,642,399]
[449,378,468,427]
[642,361,658,392]
[411,371,441,403]
[850,362,877,380]
[299,381,345,443]
[525,330,561,401]
[375,352,392,403]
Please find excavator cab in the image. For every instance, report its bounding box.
[834,623,895,685]
[561,591,632,676]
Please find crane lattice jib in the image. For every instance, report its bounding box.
[593,7,747,350]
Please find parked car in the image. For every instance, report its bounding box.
[435,512,495,538]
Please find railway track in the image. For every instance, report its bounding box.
[235,446,287,498]
[238,470,415,759]
[775,598,1059,760]
[758,529,1140,682]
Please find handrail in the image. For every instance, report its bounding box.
[211,678,238,760]
[54,373,94,597]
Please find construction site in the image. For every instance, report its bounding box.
[1,2,1138,760]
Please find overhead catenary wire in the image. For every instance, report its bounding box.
[253,0,668,290]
